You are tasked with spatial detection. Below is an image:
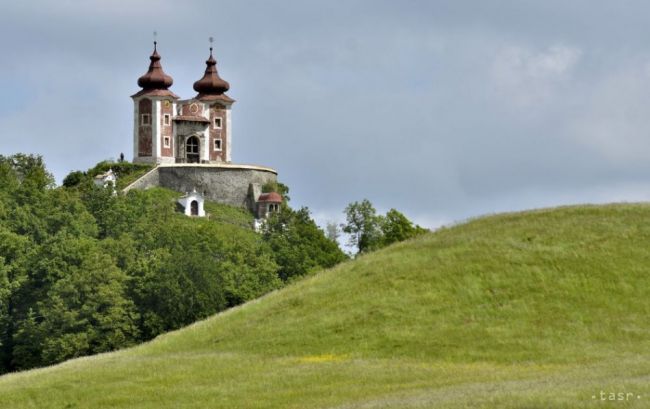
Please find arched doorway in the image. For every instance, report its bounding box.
[186,136,200,163]
[190,200,199,216]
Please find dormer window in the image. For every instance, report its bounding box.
[213,117,222,129]
[141,114,151,126]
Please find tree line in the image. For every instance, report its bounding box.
[339,199,428,254]
[0,154,347,373]
[0,154,425,374]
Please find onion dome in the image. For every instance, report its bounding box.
[193,47,230,96]
[137,41,174,90]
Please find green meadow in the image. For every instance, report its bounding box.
[1,203,649,408]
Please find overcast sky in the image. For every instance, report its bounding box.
[3,0,650,229]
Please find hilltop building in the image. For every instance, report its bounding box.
[131,41,233,164]
[125,41,282,216]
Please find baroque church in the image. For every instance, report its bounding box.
[124,41,281,218]
[132,40,233,164]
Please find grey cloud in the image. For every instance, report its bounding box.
[2,0,650,228]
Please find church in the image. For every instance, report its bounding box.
[124,41,282,217]
[131,41,233,164]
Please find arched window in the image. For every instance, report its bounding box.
[186,136,200,163]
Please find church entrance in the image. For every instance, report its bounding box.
[190,200,199,216]
[186,136,200,163]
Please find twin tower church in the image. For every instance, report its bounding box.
[124,41,282,218]
[132,41,233,164]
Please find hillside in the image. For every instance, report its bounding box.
[1,204,650,408]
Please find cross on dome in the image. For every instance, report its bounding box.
[193,38,230,96]
[136,38,173,91]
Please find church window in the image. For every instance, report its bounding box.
[213,117,222,129]
[163,114,171,126]
[141,114,151,125]
[186,136,200,163]
[214,139,222,151]
[163,136,170,148]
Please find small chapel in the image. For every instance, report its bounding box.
[124,40,282,218]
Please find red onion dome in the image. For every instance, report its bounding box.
[137,42,174,90]
[193,47,230,95]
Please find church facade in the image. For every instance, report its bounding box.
[132,41,233,164]
[125,42,281,216]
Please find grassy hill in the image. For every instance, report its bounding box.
[1,204,650,408]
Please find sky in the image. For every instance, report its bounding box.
[3,0,650,230]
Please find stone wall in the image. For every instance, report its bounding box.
[123,164,277,210]
[124,166,160,191]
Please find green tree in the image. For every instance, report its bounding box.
[62,170,88,188]
[0,258,10,372]
[264,207,348,281]
[118,212,281,339]
[0,154,54,192]
[10,308,41,370]
[0,154,99,372]
[0,228,30,372]
[342,199,384,254]
[12,235,139,369]
[380,209,427,246]
[0,154,351,374]
[342,201,428,254]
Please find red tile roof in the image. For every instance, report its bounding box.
[258,192,283,203]
[131,89,180,99]
[195,93,235,103]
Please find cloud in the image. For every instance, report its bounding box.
[566,63,650,166]
[2,0,650,230]
[490,44,582,108]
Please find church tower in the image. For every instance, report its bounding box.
[173,45,234,163]
[192,45,235,163]
[131,42,179,164]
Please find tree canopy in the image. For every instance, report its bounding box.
[0,155,345,374]
[342,199,427,254]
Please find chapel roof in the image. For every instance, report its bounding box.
[258,192,283,203]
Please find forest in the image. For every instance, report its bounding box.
[0,154,424,374]
[0,154,351,373]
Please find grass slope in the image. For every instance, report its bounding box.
[1,204,650,408]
